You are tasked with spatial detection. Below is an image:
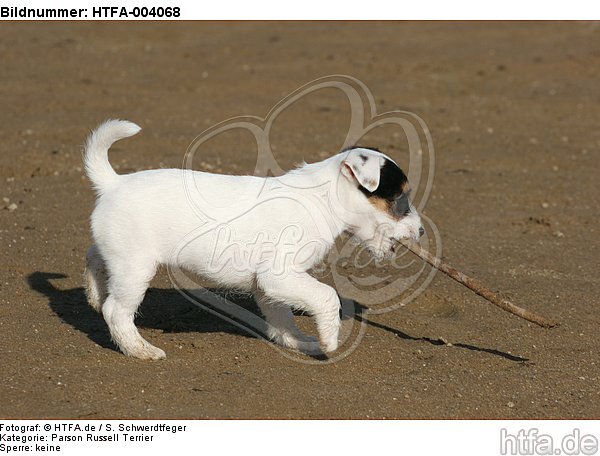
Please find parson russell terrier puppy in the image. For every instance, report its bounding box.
[83,120,424,359]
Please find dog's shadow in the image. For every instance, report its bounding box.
[27,272,256,353]
[29,272,527,362]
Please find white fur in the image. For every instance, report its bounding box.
[84,120,423,359]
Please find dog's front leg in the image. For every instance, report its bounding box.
[257,272,341,353]
[253,290,320,353]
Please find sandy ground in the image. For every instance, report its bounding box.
[0,22,599,419]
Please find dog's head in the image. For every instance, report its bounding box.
[339,147,424,258]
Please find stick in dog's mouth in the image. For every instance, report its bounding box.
[395,239,558,329]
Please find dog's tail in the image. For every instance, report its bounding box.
[83,119,141,192]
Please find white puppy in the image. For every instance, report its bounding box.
[83,120,423,359]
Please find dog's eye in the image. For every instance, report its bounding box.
[392,194,411,217]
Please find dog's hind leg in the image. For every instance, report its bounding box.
[102,259,165,360]
[254,291,320,353]
[84,244,108,313]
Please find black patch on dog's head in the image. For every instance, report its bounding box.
[341,147,411,217]
[358,158,411,218]
[359,158,408,200]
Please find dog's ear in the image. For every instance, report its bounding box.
[341,149,382,192]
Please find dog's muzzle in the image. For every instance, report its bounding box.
[390,226,424,253]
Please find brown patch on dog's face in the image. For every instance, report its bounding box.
[367,190,412,220]
[368,196,392,214]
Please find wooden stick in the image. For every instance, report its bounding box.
[398,240,558,328]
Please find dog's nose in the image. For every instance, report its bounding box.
[419,226,425,237]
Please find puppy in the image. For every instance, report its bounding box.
[83,120,423,359]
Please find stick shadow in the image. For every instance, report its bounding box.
[344,301,528,362]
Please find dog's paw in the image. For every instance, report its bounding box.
[318,320,340,353]
[267,329,322,355]
[320,337,339,353]
[295,338,323,355]
[289,331,321,354]
[124,343,166,360]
